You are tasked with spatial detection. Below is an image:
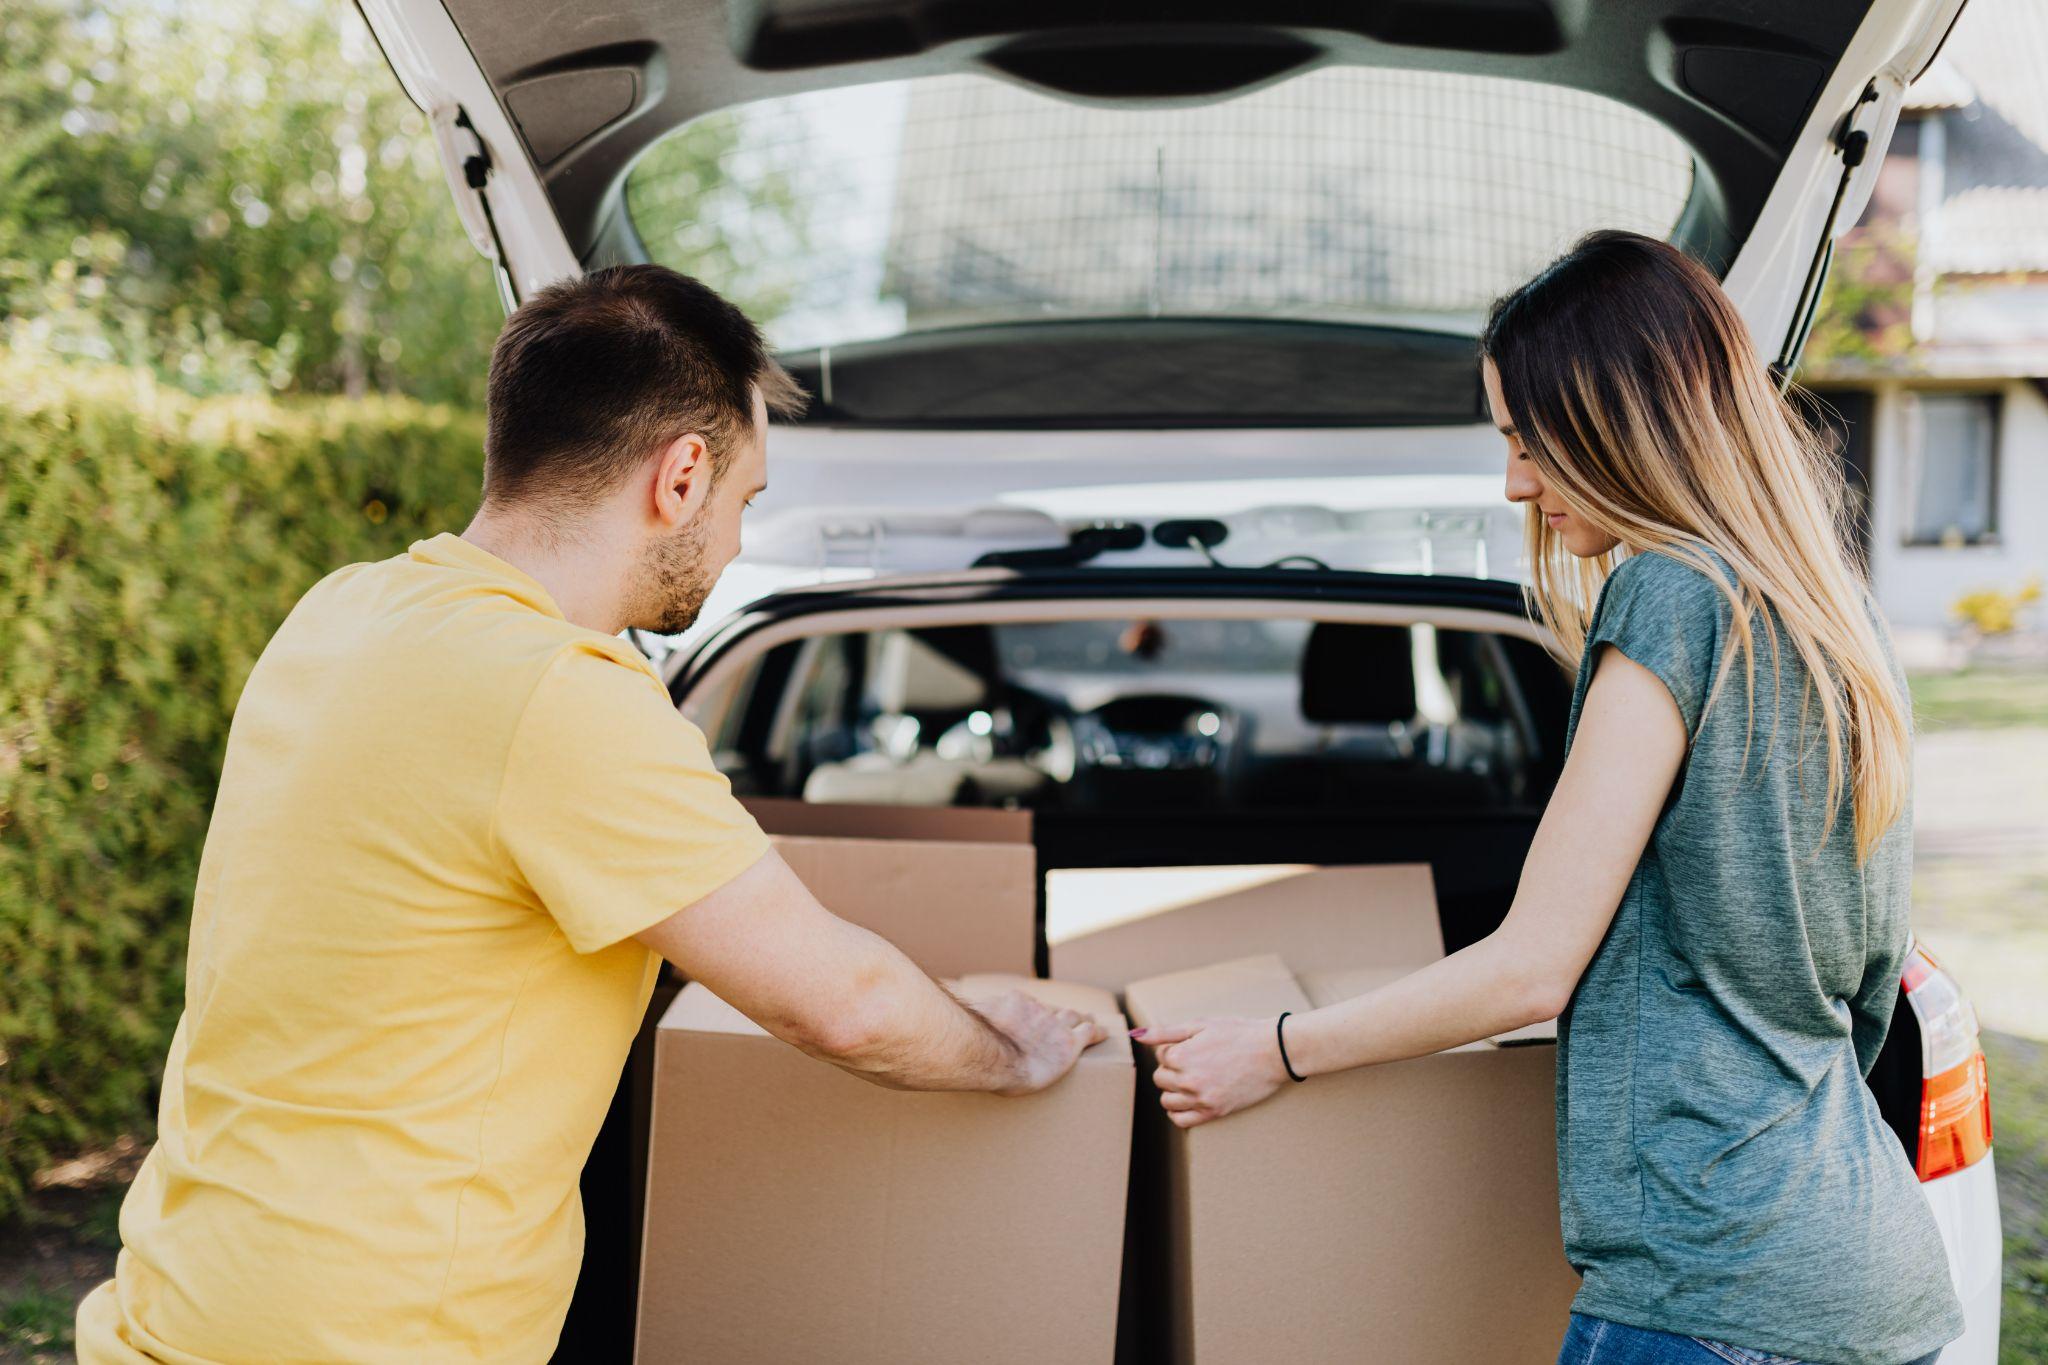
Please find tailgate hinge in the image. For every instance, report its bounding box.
[1769,82,1885,392]
[430,104,520,310]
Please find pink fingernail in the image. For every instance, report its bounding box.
[1129,1028,1148,1038]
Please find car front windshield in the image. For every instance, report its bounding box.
[626,66,1696,352]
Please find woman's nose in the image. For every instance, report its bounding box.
[1504,460,1541,504]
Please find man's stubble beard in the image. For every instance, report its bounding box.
[632,514,718,635]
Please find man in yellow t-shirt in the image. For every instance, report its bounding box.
[75,265,1104,1364]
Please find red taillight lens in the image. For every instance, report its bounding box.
[1901,942,1993,1182]
[1915,1050,1993,1182]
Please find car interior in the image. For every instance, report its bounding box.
[707,616,1565,817]
[686,607,1571,957]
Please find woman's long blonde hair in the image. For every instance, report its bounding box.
[1480,230,1910,864]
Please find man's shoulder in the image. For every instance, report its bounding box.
[523,637,670,713]
[256,555,663,753]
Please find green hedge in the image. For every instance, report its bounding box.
[0,350,485,1219]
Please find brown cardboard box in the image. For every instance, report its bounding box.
[768,833,1038,979]
[1122,953,1577,1365]
[739,795,1038,979]
[611,801,1038,1361]
[743,794,1030,845]
[636,976,1134,1365]
[1049,863,1442,993]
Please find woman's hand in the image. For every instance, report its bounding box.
[1135,1016,1291,1128]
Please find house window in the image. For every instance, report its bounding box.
[1903,392,2000,546]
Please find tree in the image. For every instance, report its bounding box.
[0,0,503,402]
[0,0,813,406]
[1801,223,1919,376]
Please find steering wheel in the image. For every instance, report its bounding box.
[1075,693,1234,772]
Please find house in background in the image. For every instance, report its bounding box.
[1803,0,2048,643]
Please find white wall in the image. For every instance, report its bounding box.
[1867,378,2048,630]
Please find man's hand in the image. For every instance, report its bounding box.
[637,850,1107,1095]
[1137,1016,1290,1127]
[967,990,1110,1096]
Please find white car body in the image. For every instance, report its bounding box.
[357,0,2004,1354]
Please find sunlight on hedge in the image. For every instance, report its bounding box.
[0,349,484,1216]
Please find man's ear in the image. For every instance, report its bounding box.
[650,432,712,529]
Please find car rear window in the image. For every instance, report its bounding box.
[702,615,1564,817]
[626,67,1696,352]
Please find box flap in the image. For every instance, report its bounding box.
[1050,863,1441,992]
[1123,953,1312,1031]
[1491,1017,1560,1044]
[659,981,763,1037]
[744,795,1030,844]
[1297,964,1409,1009]
[774,833,1036,978]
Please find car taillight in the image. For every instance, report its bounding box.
[1901,942,1993,1182]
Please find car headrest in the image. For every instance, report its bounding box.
[1299,623,1418,724]
[871,627,995,714]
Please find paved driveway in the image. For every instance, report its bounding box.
[1911,726,2048,1041]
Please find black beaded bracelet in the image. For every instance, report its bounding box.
[1276,1011,1307,1083]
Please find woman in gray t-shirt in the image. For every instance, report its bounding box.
[1130,231,1964,1365]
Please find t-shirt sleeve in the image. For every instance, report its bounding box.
[1583,552,1731,739]
[495,644,771,953]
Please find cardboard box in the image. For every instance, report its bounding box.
[636,976,1134,1365]
[1049,863,1442,993]
[602,801,1039,1361]
[1122,953,1577,1365]
[738,796,1040,980]
[743,794,1030,845]
[768,833,1038,979]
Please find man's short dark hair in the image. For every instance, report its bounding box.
[482,264,806,513]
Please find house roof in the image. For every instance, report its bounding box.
[1903,57,1974,113]
[1927,186,2048,274]
[1931,0,2048,158]
[1902,0,2048,279]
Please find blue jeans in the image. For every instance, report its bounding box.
[1558,1313,1943,1365]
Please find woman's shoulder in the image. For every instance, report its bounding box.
[1599,545,1736,622]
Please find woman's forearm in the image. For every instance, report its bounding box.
[1284,651,1692,1080]
[1283,928,1566,1078]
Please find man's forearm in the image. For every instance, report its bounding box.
[635,849,1032,1094]
[777,930,1025,1092]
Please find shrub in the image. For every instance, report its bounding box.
[0,349,484,1218]
[1951,577,2043,636]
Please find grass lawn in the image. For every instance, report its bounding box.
[0,1288,77,1364]
[1989,1030,2048,1364]
[0,1186,122,1364]
[1910,664,2048,1361]
[0,1140,135,1363]
[1912,667,2048,732]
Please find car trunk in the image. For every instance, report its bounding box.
[558,572,1579,1360]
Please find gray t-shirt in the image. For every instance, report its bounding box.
[1557,549,1964,1365]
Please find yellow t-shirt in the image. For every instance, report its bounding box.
[75,533,769,1364]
